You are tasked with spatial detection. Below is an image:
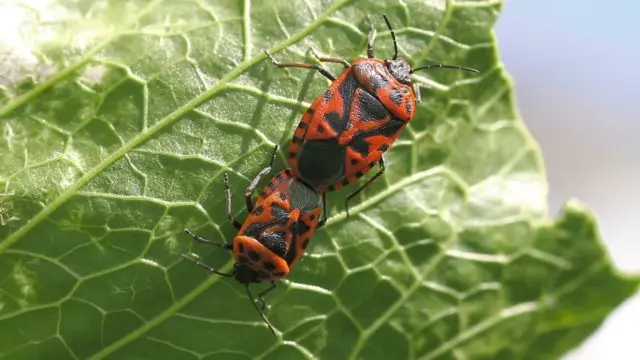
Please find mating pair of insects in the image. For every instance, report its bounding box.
[182,15,479,335]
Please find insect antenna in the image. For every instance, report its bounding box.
[411,64,479,73]
[382,15,399,60]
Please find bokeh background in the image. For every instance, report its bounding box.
[495,1,640,358]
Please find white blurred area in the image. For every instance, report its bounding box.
[495,1,640,359]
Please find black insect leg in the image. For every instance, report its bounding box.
[310,48,350,68]
[265,50,336,81]
[256,282,278,312]
[180,253,233,277]
[245,145,279,212]
[184,228,233,249]
[344,157,386,217]
[223,173,243,229]
[246,285,277,336]
[317,192,328,228]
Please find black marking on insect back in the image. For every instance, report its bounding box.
[248,250,260,262]
[316,124,325,133]
[338,73,358,125]
[297,138,346,187]
[351,158,359,165]
[260,191,267,197]
[355,171,364,178]
[298,121,308,129]
[357,89,390,122]
[309,214,316,221]
[292,220,310,236]
[289,151,297,159]
[292,136,303,144]
[380,143,389,152]
[306,107,315,115]
[369,162,376,168]
[283,227,302,265]
[260,232,287,257]
[405,102,413,115]
[349,118,403,156]
[389,88,403,105]
[238,242,245,252]
[350,136,370,157]
[279,193,287,201]
[263,261,276,271]
[324,111,345,134]
[252,205,264,216]
[323,89,333,100]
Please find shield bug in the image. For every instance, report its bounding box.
[183,146,325,335]
[266,15,478,215]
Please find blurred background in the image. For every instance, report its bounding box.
[495,1,639,359]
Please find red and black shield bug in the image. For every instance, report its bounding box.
[266,15,478,215]
[182,146,325,335]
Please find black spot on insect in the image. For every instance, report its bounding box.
[238,243,245,252]
[323,89,333,100]
[302,239,310,250]
[238,255,249,264]
[369,162,375,168]
[380,143,390,152]
[389,88,403,105]
[292,136,303,144]
[405,102,413,115]
[309,214,316,221]
[355,171,364,178]
[263,261,276,271]
[289,151,297,158]
[252,205,264,216]
[316,124,325,133]
[248,250,260,262]
[260,191,267,197]
[306,107,315,115]
[298,121,308,129]
[400,87,409,94]
[279,193,287,201]
[351,158,359,165]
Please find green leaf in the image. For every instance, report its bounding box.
[0,0,637,359]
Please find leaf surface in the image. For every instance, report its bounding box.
[0,1,637,359]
